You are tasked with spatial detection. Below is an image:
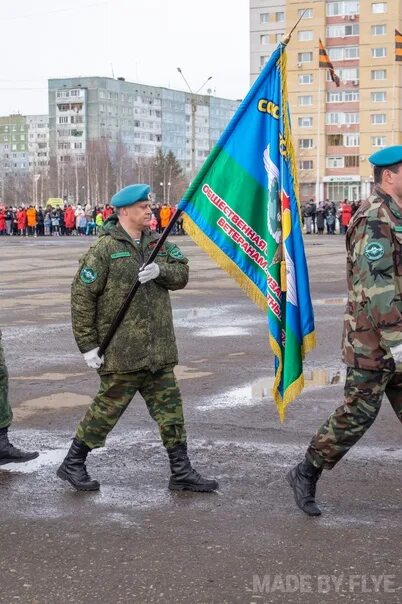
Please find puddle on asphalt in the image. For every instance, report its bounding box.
[314,297,347,306]
[198,368,345,410]
[14,393,92,419]
[194,326,250,337]
[175,365,212,380]
[0,448,65,473]
[14,372,87,381]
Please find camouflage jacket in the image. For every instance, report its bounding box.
[342,187,402,371]
[71,216,189,374]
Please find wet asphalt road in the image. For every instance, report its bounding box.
[0,234,401,604]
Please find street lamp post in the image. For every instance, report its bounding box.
[160,181,165,203]
[34,173,41,207]
[176,68,212,179]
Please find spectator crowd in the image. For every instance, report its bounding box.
[301,198,361,235]
[0,202,184,237]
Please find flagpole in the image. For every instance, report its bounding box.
[98,210,182,356]
[392,60,396,144]
[315,61,322,203]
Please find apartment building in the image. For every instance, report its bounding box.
[0,114,29,177]
[26,114,49,173]
[48,77,240,177]
[250,0,402,202]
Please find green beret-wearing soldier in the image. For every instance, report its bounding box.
[0,330,39,465]
[57,184,218,493]
[287,146,402,516]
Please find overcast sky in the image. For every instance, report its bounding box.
[0,0,250,116]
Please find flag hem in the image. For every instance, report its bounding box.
[183,214,267,311]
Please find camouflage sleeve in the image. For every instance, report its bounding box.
[155,241,189,291]
[352,213,402,349]
[71,241,110,353]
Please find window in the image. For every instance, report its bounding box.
[298,116,313,127]
[327,156,344,168]
[260,56,268,68]
[298,95,313,106]
[299,138,313,149]
[345,156,359,167]
[328,46,359,61]
[371,69,386,80]
[344,90,359,102]
[371,91,386,102]
[344,134,359,146]
[372,136,387,146]
[327,91,342,102]
[371,114,386,124]
[298,30,313,41]
[299,73,313,84]
[299,160,313,169]
[327,24,359,37]
[298,8,313,18]
[326,112,340,125]
[327,68,358,82]
[275,32,284,42]
[372,24,386,35]
[260,34,269,45]
[326,2,359,17]
[328,134,343,146]
[58,116,69,124]
[326,112,359,124]
[372,47,386,58]
[276,11,284,22]
[345,112,359,124]
[260,13,268,23]
[372,2,387,12]
[298,52,313,63]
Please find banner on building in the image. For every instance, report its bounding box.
[395,29,402,61]
[318,39,340,86]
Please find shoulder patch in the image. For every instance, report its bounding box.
[80,266,97,284]
[364,242,385,261]
[111,251,131,259]
[394,226,402,233]
[166,242,184,260]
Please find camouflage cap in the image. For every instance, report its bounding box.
[368,145,402,167]
[111,184,151,208]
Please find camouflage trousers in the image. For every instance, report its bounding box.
[307,367,402,470]
[75,366,187,450]
[0,335,13,430]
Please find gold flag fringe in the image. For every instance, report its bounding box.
[183,215,267,311]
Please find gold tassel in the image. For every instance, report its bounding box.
[280,260,287,292]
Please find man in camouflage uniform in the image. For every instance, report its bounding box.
[287,146,402,516]
[0,331,39,465]
[57,184,218,493]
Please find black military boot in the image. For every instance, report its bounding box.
[167,442,219,492]
[57,438,100,491]
[286,458,322,516]
[0,427,39,466]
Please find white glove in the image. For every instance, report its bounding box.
[83,347,104,369]
[390,343,402,364]
[138,262,160,284]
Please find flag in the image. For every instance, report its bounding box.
[396,29,402,61]
[318,38,340,86]
[177,42,316,421]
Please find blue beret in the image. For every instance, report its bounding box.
[369,146,402,167]
[111,184,151,208]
